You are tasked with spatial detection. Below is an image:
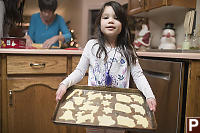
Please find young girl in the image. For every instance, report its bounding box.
[56,1,156,133]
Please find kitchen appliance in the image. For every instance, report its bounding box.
[130,58,187,133]
[1,37,26,49]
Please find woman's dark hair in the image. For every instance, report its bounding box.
[38,0,57,12]
[3,0,25,23]
[94,1,137,65]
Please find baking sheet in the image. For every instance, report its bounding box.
[53,85,157,132]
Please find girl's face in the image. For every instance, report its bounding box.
[40,10,54,22]
[100,6,122,40]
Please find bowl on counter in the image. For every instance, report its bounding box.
[1,37,26,49]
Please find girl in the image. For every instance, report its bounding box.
[56,1,156,133]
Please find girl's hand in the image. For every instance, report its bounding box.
[24,35,33,48]
[43,36,59,48]
[146,98,157,112]
[56,84,67,103]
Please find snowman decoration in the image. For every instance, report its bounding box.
[159,23,176,49]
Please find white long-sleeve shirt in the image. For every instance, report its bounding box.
[61,39,155,99]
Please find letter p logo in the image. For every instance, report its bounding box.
[187,117,200,133]
[189,119,199,131]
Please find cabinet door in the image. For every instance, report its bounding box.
[186,61,200,117]
[128,0,146,15]
[148,0,165,10]
[7,76,67,133]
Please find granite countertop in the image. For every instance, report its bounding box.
[0,48,200,60]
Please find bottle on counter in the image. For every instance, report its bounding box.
[190,30,199,49]
[182,34,191,50]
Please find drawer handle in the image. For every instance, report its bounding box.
[9,90,13,106]
[30,63,45,68]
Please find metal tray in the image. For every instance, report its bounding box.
[52,85,157,132]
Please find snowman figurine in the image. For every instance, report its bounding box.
[159,23,176,49]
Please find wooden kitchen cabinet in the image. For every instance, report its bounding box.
[128,0,196,15]
[7,76,67,133]
[128,0,146,15]
[185,60,200,130]
[147,0,165,10]
[0,54,86,133]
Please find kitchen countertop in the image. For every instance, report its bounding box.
[0,48,83,55]
[137,51,200,60]
[0,48,200,60]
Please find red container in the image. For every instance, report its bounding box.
[1,37,26,49]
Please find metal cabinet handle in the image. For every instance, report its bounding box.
[9,90,13,106]
[30,63,45,68]
[144,70,170,80]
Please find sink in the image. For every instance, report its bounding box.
[144,49,200,53]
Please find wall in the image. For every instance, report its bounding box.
[80,0,128,47]
[23,0,71,21]
[196,0,200,30]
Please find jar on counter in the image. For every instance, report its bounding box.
[190,30,200,49]
[182,34,191,50]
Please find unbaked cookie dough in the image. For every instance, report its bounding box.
[102,100,111,106]
[79,104,99,114]
[130,104,145,115]
[116,94,132,103]
[76,114,94,124]
[61,101,75,110]
[117,116,135,128]
[103,107,113,114]
[98,115,115,126]
[66,89,82,100]
[130,94,144,105]
[73,97,85,105]
[88,93,103,101]
[115,103,131,113]
[59,110,75,121]
[133,115,149,128]
[104,94,113,100]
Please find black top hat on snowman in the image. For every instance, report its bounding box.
[163,23,175,30]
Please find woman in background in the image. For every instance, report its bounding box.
[25,0,71,48]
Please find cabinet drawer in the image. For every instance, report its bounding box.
[72,56,81,71]
[7,55,67,74]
